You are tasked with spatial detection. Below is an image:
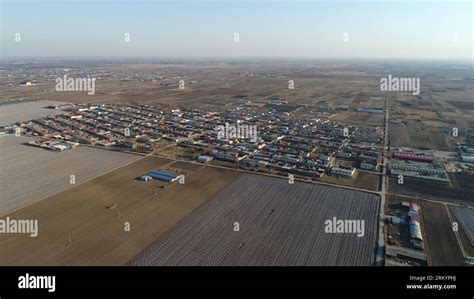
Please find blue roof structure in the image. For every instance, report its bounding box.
[146,170,180,182]
[152,170,179,178]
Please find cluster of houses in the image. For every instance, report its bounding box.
[386,202,423,250]
[25,138,79,151]
[16,102,387,180]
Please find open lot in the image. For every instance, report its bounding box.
[129,173,380,266]
[0,136,142,216]
[321,171,380,191]
[0,100,67,126]
[389,123,452,151]
[168,161,203,172]
[406,125,431,149]
[420,201,465,266]
[389,123,410,148]
[0,157,239,265]
[331,111,384,126]
[447,100,474,110]
[389,175,474,205]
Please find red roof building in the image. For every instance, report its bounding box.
[393,151,434,163]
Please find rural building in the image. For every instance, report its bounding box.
[330,167,356,177]
[360,161,377,171]
[386,245,428,265]
[393,151,434,163]
[461,155,474,164]
[390,162,450,183]
[197,155,213,163]
[390,162,445,176]
[387,215,405,225]
[409,220,423,249]
[140,175,152,181]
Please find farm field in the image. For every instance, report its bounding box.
[420,201,465,266]
[0,100,67,126]
[331,111,384,126]
[129,173,380,266]
[406,125,430,149]
[447,101,474,110]
[389,120,452,151]
[389,175,474,205]
[168,161,203,172]
[449,206,474,257]
[389,123,410,148]
[321,171,380,191]
[0,136,142,215]
[0,157,239,265]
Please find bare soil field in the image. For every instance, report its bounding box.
[386,194,419,205]
[390,123,451,151]
[389,123,410,147]
[399,108,439,119]
[322,171,380,191]
[0,63,390,110]
[389,175,474,205]
[169,161,203,172]
[447,101,474,110]
[451,173,474,190]
[406,125,430,149]
[0,100,67,126]
[331,111,384,126]
[0,136,142,216]
[430,131,451,151]
[0,157,239,265]
[420,201,465,266]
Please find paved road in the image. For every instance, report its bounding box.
[375,97,390,266]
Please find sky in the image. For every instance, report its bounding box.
[1,0,472,60]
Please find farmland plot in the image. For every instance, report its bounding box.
[129,173,380,266]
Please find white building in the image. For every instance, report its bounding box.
[331,167,356,177]
[461,155,474,164]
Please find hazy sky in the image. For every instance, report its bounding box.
[1,0,472,60]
